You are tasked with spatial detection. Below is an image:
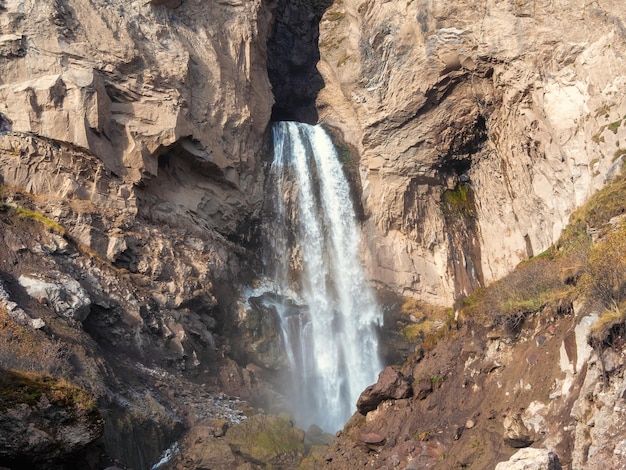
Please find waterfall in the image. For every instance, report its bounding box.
[263,121,383,432]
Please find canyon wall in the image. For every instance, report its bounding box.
[0,0,272,239]
[316,0,626,304]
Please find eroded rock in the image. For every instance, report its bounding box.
[18,274,91,322]
[356,366,412,415]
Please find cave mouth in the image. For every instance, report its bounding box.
[267,0,332,124]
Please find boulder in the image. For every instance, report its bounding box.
[357,366,412,415]
[495,448,562,470]
[18,274,91,322]
[225,415,305,467]
[360,432,386,452]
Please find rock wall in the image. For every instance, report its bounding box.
[316,0,626,304]
[0,0,273,238]
[0,1,276,467]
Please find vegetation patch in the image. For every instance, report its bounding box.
[589,303,626,347]
[226,415,305,464]
[608,119,622,133]
[460,165,626,338]
[442,183,474,218]
[14,206,67,235]
[0,306,70,377]
[0,188,66,236]
[0,369,95,412]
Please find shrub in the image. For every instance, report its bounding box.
[589,302,626,347]
[579,222,626,306]
[442,183,474,218]
[0,307,70,377]
[460,254,567,330]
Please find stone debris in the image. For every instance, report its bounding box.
[18,274,91,322]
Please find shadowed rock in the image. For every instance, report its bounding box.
[356,366,412,415]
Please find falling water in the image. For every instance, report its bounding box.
[264,121,383,432]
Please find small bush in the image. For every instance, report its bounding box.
[0,307,70,377]
[579,222,626,306]
[442,183,474,218]
[589,302,626,348]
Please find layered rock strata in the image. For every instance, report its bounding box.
[317,0,626,304]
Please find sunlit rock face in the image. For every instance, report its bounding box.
[0,0,273,238]
[316,0,626,304]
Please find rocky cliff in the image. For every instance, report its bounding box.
[316,0,626,304]
[0,0,276,467]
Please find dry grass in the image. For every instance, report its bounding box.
[0,369,95,412]
[397,298,454,346]
[0,306,71,378]
[460,164,626,336]
[589,302,626,347]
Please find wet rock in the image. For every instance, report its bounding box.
[495,448,562,470]
[356,366,412,415]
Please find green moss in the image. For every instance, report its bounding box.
[226,415,305,464]
[254,420,303,456]
[442,183,474,218]
[11,206,66,235]
[0,370,95,412]
[608,120,622,134]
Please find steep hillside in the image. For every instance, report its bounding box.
[319,166,626,469]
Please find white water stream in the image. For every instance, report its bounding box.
[264,121,383,432]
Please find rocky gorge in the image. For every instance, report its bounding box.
[0,0,625,469]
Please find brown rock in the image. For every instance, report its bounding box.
[503,414,534,448]
[360,432,386,452]
[412,377,433,400]
[317,0,626,306]
[356,366,412,415]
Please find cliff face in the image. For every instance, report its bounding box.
[0,0,272,237]
[316,0,626,304]
[0,0,276,467]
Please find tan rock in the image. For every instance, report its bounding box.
[317,0,626,304]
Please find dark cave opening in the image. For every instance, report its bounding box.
[267,0,332,124]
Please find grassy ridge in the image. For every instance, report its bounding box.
[459,165,626,343]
